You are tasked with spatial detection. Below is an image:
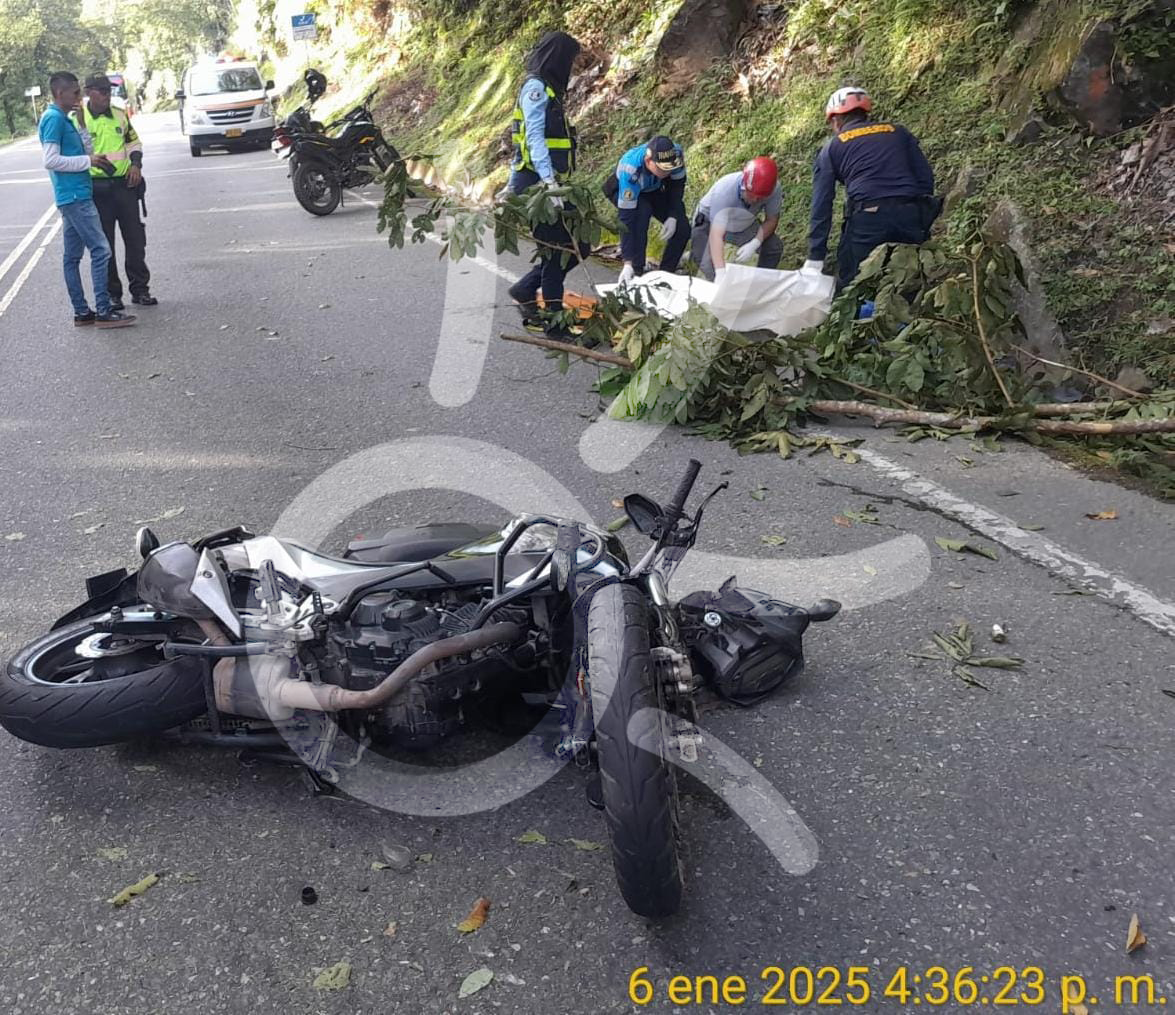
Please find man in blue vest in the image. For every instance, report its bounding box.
[505,31,589,340]
[38,71,136,328]
[77,74,157,311]
[610,136,689,285]
[807,86,940,288]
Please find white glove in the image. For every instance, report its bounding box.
[733,237,762,263]
[658,217,677,242]
[543,179,564,210]
[618,263,636,287]
[801,259,826,274]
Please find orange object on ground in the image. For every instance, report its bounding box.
[537,290,598,320]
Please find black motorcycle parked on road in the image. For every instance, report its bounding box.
[276,77,400,216]
[0,461,838,918]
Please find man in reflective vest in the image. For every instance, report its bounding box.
[75,74,157,309]
[505,31,588,340]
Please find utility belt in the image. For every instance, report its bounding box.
[91,173,148,217]
[846,193,943,219]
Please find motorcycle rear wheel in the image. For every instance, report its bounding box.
[293,162,341,216]
[0,617,207,749]
[589,583,683,919]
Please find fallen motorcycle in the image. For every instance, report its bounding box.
[0,461,838,918]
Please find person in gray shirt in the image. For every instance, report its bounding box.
[689,156,783,280]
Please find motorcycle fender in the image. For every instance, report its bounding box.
[50,568,141,631]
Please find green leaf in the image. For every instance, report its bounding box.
[905,361,925,393]
[515,829,547,845]
[109,873,159,907]
[606,516,630,532]
[458,968,494,998]
[761,534,788,546]
[935,536,998,560]
[566,838,604,851]
[749,486,768,501]
[313,962,352,992]
[965,655,1024,669]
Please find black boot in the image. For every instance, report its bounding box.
[508,281,540,326]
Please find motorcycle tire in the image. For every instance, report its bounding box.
[0,618,207,749]
[292,162,341,216]
[588,583,683,919]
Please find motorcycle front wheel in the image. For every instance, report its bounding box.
[292,162,341,216]
[0,617,207,749]
[588,583,683,919]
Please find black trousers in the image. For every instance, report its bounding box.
[91,178,150,300]
[836,197,939,288]
[624,189,690,275]
[511,169,590,311]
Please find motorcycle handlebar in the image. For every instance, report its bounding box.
[665,459,701,521]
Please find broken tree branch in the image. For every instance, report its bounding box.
[970,256,1016,408]
[806,400,1175,434]
[500,331,634,368]
[1009,343,1147,398]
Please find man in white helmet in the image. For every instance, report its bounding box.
[805,86,940,288]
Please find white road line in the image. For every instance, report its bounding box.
[0,204,56,287]
[849,443,1175,638]
[0,218,62,318]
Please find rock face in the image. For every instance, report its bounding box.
[1053,18,1175,136]
[655,0,749,94]
[983,198,1070,379]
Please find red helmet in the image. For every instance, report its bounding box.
[825,86,872,121]
[741,156,778,201]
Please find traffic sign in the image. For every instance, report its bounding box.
[291,12,317,41]
[24,85,41,97]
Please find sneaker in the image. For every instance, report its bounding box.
[131,294,158,306]
[95,310,137,329]
[74,310,96,326]
[108,298,125,312]
[543,324,576,343]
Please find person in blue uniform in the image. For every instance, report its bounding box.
[608,136,690,285]
[806,86,941,288]
[505,31,589,339]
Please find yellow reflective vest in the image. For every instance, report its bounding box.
[74,105,143,178]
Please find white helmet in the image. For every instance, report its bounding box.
[825,86,873,121]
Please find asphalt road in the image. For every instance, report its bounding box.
[1,114,1173,1015]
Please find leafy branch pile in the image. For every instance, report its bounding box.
[377,162,1175,497]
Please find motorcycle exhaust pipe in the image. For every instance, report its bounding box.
[212,622,521,718]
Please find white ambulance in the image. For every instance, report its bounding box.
[176,58,276,157]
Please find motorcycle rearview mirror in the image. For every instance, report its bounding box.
[805,598,842,622]
[135,526,160,559]
[623,494,663,536]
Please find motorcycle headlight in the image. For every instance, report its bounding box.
[510,523,558,554]
[188,109,210,126]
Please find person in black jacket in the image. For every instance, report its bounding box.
[505,31,589,340]
[806,86,940,288]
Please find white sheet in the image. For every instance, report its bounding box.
[597,263,834,336]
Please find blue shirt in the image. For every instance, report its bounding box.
[513,77,556,184]
[39,105,92,207]
[614,142,686,210]
[808,119,934,260]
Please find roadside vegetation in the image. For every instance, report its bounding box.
[0,0,235,141]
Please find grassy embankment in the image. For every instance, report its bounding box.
[251,0,1174,384]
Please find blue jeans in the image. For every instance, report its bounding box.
[59,199,112,316]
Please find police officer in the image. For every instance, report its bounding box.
[689,156,783,281]
[609,136,689,285]
[806,86,939,287]
[505,31,589,340]
[76,74,157,310]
